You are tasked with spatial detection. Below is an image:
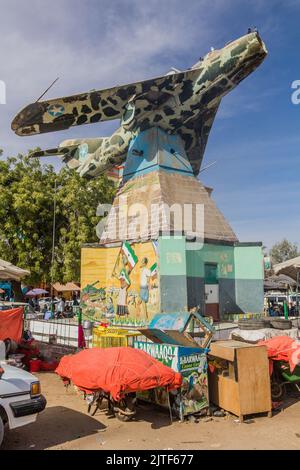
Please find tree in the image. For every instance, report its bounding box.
[52,168,115,283]
[0,152,116,285]
[269,239,300,265]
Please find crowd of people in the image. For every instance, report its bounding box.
[28,293,80,319]
[267,301,299,317]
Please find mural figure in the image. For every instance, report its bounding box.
[137,257,151,320]
[116,274,130,318]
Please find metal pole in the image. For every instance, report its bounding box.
[297,271,299,317]
[50,180,57,318]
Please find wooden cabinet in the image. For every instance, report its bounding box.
[208,340,272,421]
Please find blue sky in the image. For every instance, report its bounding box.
[0,0,299,249]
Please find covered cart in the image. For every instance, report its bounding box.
[134,311,214,420]
[55,346,182,421]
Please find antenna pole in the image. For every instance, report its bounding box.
[36,77,60,102]
[50,179,57,317]
[199,161,217,174]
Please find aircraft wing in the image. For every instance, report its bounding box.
[29,137,104,169]
[178,99,221,176]
[29,145,84,170]
[12,69,199,136]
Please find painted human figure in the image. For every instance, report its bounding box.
[116,277,129,317]
[116,255,132,317]
[138,257,151,320]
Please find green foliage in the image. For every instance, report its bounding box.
[0,152,116,284]
[269,239,300,265]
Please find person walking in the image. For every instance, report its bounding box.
[56,296,66,318]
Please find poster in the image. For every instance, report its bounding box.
[134,341,209,418]
[80,241,159,326]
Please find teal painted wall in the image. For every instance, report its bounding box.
[158,236,188,312]
[234,245,264,313]
[185,242,264,316]
[186,243,235,279]
[159,237,187,276]
[234,246,264,280]
[158,238,264,317]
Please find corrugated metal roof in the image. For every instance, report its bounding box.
[274,256,300,281]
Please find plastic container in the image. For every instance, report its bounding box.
[29,359,42,373]
[40,361,59,371]
[92,327,140,348]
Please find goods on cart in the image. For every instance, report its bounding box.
[271,360,300,400]
[135,311,215,420]
[269,319,292,330]
[55,347,182,421]
[238,317,293,331]
[238,318,270,330]
[92,326,140,348]
[259,335,300,400]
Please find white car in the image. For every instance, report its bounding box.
[0,358,46,446]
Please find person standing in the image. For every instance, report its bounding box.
[56,297,65,318]
[138,258,151,320]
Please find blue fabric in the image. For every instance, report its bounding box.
[44,311,52,321]
[140,286,149,303]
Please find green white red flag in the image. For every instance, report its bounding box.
[121,242,138,270]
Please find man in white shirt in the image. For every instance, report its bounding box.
[56,297,65,318]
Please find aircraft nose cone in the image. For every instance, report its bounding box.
[256,33,268,56]
[11,102,43,134]
[249,31,268,57]
[224,32,267,86]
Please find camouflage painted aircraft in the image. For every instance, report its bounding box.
[12,31,267,179]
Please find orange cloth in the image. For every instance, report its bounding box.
[56,347,182,401]
[0,307,24,343]
[259,335,300,372]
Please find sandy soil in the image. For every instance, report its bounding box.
[2,372,300,450]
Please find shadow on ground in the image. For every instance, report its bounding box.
[89,399,174,430]
[2,406,106,450]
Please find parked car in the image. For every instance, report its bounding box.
[0,356,46,446]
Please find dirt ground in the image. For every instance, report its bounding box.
[2,372,300,450]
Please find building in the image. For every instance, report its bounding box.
[81,129,264,324]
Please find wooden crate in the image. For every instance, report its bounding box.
[208,340,272,421]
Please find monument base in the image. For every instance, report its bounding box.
[80,238,264,326]
[80,128,264,326]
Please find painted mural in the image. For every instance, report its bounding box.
[80,241,159,326]
[134,341,209,419]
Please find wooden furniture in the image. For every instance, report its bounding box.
[208,340,272,421]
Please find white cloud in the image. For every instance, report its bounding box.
[0,0,228,158]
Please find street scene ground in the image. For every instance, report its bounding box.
[2,372,300,451]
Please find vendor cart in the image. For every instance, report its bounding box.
[134,311,214,420]
[271,361,300,400]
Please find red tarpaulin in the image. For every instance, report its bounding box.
[0,307,24,343]
[56,347,182,401]
[258,335,300,372]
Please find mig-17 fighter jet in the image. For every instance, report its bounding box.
[12,31,267,179]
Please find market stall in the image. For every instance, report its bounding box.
[134,311,214,420]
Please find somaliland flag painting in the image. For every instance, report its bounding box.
[119,268,131,286]
[150,262,158,277]
[121,241,138,270]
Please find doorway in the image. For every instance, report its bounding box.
[204,263,219,322]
